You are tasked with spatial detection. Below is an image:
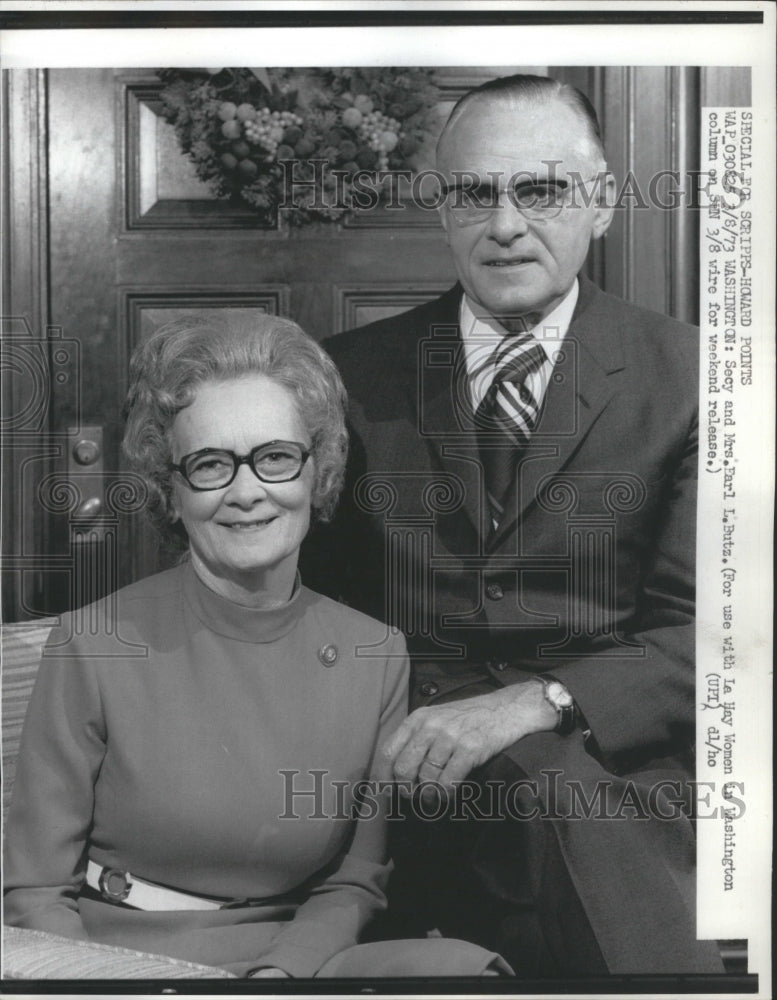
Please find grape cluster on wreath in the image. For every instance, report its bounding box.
[156,68,438,223]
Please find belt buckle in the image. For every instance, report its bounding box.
[220,896,249,910]
[98,867,133,902]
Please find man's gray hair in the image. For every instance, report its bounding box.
[438,73,606,164]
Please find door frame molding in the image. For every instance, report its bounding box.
[1,68,52,621]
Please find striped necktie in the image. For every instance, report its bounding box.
[474,335,547,526]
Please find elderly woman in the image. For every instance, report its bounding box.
[3,314,508,978]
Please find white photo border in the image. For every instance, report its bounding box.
[0,4,773,999]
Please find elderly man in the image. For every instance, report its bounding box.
[303,75,723,976]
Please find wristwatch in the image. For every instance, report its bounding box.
[537,677,577,735]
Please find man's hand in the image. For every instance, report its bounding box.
[380,680,558,788]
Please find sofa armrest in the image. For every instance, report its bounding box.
[2,925,235,979]
[2,620,56,820]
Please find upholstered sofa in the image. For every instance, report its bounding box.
[1,619,233,980]
[1,620,746,981]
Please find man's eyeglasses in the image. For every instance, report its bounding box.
[441,175,603,226]
[171,440,311,491]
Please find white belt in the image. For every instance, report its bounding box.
[86,860,225,911]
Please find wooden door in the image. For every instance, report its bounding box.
[2,65,750,620]
[4,66,470,618]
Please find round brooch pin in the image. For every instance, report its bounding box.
[318,643,338,667]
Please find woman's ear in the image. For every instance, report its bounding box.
[168,483,181,523]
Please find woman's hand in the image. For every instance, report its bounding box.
[249,967,291,978]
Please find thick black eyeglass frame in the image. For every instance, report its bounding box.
[171,440,311,492]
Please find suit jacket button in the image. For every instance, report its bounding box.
[419,681,439,697]
[485,582,504,601]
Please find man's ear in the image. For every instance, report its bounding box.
[592,171,616,239]
[438,204,452,247]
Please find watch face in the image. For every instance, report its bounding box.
[547,680,574,708]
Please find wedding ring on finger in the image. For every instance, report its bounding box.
[424,759,445,770]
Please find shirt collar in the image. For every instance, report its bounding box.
[460,279,580,367]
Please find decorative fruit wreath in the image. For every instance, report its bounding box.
[157,67,438,225]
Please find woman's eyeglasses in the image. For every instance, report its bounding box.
[171,440,310,491]
[441,175,603,226]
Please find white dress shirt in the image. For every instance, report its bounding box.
[460,280,580,413]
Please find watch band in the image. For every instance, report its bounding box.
[553,700,577,736]
[537,676,577,735]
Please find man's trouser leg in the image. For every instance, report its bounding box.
[386,730,724,976]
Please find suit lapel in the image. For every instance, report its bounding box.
[486,277,626,552]
[406,279,627,551]
[421,367,487,538]
[404,285,486,537]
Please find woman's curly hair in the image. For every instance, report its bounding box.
[122,312,348,547]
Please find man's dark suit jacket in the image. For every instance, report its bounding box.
[302,276,724,974]
[308,275,698,780]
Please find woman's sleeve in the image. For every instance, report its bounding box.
[3,625,106,939]
[255,630,410,978]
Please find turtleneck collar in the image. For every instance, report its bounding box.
[182,560,311,644]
